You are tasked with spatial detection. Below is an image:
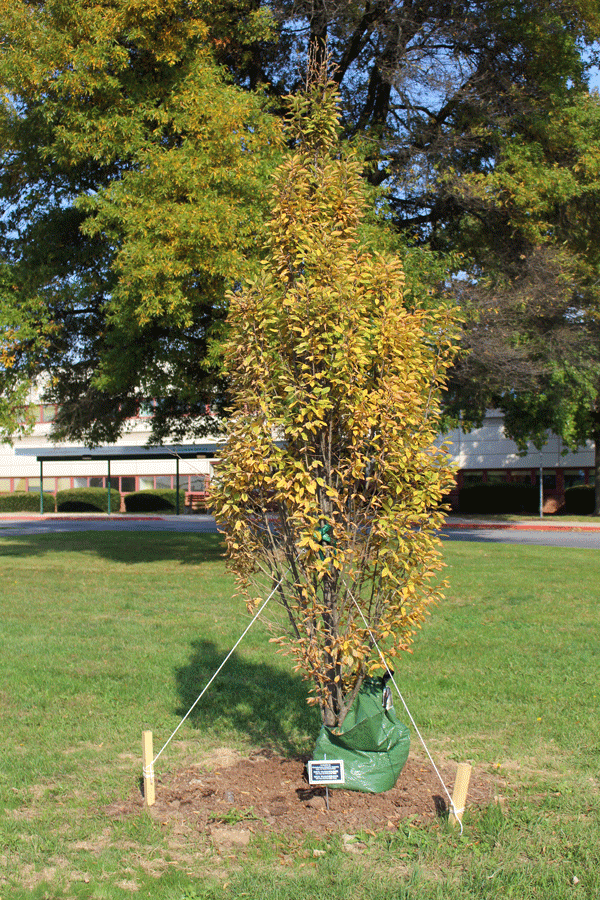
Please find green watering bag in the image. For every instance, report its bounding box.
[312,676,410,793]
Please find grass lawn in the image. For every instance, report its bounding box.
[0,531,598,899]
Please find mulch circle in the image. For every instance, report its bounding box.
[108,748,496,836]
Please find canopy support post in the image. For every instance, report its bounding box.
[107,459,112,515]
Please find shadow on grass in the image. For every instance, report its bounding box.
[0,531,226,565]
[175,639,320,756]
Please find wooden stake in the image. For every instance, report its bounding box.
[448,762,471,826]
[142,730,155,807]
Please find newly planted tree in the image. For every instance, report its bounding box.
[212,69,456,729]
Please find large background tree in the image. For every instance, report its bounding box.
[2,0,600,445]
[443,90,600,513]
[0,0,279,443]
[215,1,599,228]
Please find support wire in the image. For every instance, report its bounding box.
[345,584,464,833]
[147,571,286,772]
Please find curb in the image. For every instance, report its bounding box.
[0,514,167,522]
[444,520,600,533]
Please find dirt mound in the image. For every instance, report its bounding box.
[109,749,495,837]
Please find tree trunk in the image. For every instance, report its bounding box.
[595,431,600,516]
[308,0,328,75]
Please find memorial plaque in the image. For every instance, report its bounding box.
[307,759,345,785]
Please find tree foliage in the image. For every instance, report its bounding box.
[0,0,279,443]
[211,70,457,728]
[443,91,600,512]
[2,0,600,446]
[0,264,53,436]
[219,3,600,504]
[215,0,600,236]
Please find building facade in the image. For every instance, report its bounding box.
[1,401,594,509]
[1,401,216,497]
[442,411,594,510]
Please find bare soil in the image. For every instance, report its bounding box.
[107,748,496,838]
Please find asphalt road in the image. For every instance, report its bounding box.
[0,514,219,536]
[439,525,600,550]
[0,514,599,548]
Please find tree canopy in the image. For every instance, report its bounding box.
[0,0,279,443]
[215,0,600,234]
[443,89,600,511]
[2,0,600,446]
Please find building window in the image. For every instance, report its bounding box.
[462,471,483,487]
[511,471,532,485]
[564,469,586,489]
[487,470,508,484]
[120,476,136,493]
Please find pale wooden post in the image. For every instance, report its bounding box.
[449,762,471,826]
[142,730,156,807]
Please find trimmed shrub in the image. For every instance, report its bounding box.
[564,485,596,515]
[0,491,56,512]
[56,487,121,513]
[124,489,185,513]
[459,482,539,515]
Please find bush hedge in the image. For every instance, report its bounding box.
[123,489,185,513]
[564,485,596,515]
[459,482,539,515]
[0,491,56,512]
[56,487,121,513]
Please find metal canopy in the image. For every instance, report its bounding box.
[15,444,222,515]
[15,443,222,462]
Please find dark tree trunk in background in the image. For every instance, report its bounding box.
[594,432,600,516]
